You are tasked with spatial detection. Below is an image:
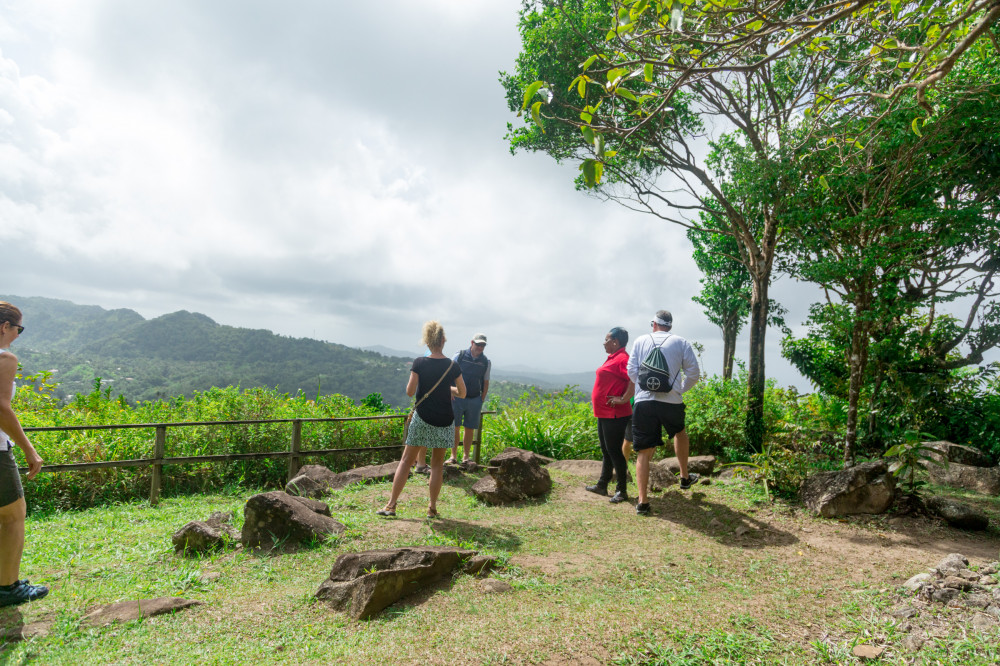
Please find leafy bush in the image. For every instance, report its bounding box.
[481,387,597,460]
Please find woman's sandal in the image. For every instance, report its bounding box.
[426,509,440,520]
[414,465,431,475]
[445,457,459,465]
[376,508,396,517]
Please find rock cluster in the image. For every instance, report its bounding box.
[889,553,1000,652]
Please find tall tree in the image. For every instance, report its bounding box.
[779,58,1000,460]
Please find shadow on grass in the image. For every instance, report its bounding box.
[647,489,800,549]
[428,518,525,552]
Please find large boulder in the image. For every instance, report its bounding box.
[286,462,401,498]
[800,461,895,517]
[660,455,716,477]
[924,441,992,468]
[926,462,1000,496]
[547,459,630,482]
[471,448,552,505]
[315,547,487,619]
[926,496,990,531]
[241,491,345,550]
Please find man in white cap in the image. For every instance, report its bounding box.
[449,333,491,465]
[626,309,701,515]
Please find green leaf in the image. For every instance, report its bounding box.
[581,55,600,72]
[580,111,593,123]
[595,133,605,158]
[911,117,923,137]
[616,88,638,102]
[581,159,598,187]
[522,81,544,110]
[748,20,763,32]
[531,101,545,133]
[644,62,654,82]
[578,76,587,98]
[581,126,595,145]
[819,175,830,191]
[854,140,865,150]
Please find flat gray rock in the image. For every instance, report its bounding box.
[660,455,716,476]
[82,597,202,627]
[926,462,1000,496]
[926,496,989,531]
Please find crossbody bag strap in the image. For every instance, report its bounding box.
[413,361,455,410]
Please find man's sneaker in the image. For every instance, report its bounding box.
[635,502,651,516]
[585,484,608,496]
[609,491,629,504]
[679,473,701,490]
[0,580,49,607]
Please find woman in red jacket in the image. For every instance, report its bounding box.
[586,327,634,504]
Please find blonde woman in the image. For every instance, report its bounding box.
[0,301,47,607]
[378,321,465,519]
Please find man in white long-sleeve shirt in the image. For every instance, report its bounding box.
[626,309,701,516]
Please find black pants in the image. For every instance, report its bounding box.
[597,416,630,494]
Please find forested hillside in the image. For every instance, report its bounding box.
[4,295,416,405]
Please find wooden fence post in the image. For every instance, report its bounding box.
[288,419,302,482]
[150,425,166,506]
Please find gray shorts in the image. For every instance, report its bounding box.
[0,447,25,508]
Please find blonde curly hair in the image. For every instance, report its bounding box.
[421,320,446,350]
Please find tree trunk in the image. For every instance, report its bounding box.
[722,321,738,381]
[744,275,769,453]
[844,308,871,465]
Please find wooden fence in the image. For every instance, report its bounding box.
[20,413,490,505]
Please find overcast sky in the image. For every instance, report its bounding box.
[0,0,838,388]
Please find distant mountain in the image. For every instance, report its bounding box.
[2,295,553,406]
[362,345,422,359]
[3,295,413,405]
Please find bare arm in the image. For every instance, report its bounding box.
[405,371,419,398]
[481,379,489,401]
[0,354,42,479]
[453,375,467,399]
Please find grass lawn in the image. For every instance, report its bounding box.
[3,465,1000,664]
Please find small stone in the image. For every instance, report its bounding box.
[992,587,1000,602]
[852,644,884,660]
[958,569,982,582]
[986,605,1000,619]
[965,594,991,609]
[942,575,975,590]
[901,630,925,653]
[734,525,753,537]
[889,605,918,619]
[902,573,932,592]
[932,587,960,604]
[972,614,996,632]
[709,518,723,530]
[200,572,222,583]
[934,553,970,577]
[480,579,513,594]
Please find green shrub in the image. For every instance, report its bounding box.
[481,387,597,460]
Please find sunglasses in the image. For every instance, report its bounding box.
[7,323,24,335]
[473,342,486,348]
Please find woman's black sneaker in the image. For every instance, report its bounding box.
[680,473,700,490]
[635,502,651,516]
[0,580,49,607]
[585,484,608,496]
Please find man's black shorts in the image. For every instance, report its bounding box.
[632,401,686,451]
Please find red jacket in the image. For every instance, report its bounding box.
[592,348,632,419]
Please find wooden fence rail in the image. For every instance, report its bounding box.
[19,412,491,505]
